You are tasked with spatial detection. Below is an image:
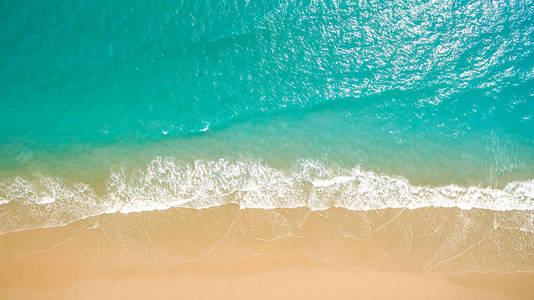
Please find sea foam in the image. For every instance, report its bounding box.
[1,157,533,234]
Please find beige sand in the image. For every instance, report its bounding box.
[1,206,533,299]
[2,255,533,300]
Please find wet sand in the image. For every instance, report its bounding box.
[1,205,533,299]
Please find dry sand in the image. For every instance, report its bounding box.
[2,256,533,300]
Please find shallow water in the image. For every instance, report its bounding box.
[1,206,533,274]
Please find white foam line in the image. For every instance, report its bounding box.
[312,176,355,187]
[1,157,533,234]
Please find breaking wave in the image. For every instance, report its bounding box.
[1,157,533,234]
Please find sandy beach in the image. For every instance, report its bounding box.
[1,206,533,299]
[2,255,534,300]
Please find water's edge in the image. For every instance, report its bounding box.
[1,157,533,234]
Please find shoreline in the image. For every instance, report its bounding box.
[2,205,533,298]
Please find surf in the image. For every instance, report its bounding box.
[1,157,533,234]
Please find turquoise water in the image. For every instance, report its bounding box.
[1,0,534,232]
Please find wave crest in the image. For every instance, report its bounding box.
[1,157,533,234]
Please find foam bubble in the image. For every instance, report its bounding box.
[312,176,355,187]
